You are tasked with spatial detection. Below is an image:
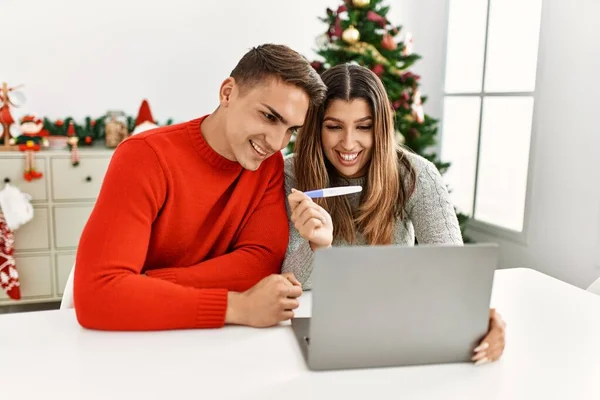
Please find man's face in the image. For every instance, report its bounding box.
[221,78,310,171]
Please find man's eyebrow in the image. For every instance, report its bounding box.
[261,103,288,125]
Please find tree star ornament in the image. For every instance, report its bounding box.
[352,0,370,8]
[342,25,361,44]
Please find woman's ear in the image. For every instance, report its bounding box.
[219,77,236,107]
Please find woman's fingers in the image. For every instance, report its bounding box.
[296,205,327,226]
[295,216,324,239]
[288,189,311,214]
[472,340,489,363]
[472,350,488,362]
[290,199,313,222]
[472,313,506,365]
[473,345,503,365]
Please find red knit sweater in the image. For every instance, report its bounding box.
[74,116,289,331]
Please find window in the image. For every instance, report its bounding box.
[441,0,543,234]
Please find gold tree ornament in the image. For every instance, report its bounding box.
[342,25,360,44]
[352,0,370,8]
[346,42,389,66]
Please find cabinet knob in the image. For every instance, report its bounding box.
[3,177,10,184]
[85,176,92,182]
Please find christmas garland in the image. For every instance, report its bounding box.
[42,115,174,146]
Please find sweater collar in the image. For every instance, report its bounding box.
[188,115,242,171]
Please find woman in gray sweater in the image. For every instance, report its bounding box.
[282,63,505,365]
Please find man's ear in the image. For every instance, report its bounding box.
[219,77,236,107]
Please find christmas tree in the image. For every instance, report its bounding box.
[288,0,470,240]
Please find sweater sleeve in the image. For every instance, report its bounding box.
[280,156,315,290]
[145,154,289,292]
[74,139,228,331]
[281,217,315,289]
[406,159,464,245]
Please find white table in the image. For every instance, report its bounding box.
[1,268,599,400]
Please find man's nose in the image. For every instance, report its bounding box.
[267,128,290,152]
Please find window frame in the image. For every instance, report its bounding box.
[439,0,544,244]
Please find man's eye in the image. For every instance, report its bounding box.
[264,112,276,122]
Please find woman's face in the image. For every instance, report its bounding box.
[321,99,374,179]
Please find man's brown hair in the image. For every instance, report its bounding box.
[230,44,326,106]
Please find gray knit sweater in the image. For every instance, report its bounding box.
[281,152,463,289]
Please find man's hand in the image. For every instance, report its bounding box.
[288,189,333,251]
[225,273,303,328]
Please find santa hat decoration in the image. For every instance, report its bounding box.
[67,121,75,136]
[20,115,36,124]
[19,115,43,136]
[67,121,80,166]
[132,99,159,135]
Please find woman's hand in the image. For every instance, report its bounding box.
[472,308,507,365]
[288,189,333,251]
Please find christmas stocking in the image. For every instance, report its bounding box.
[0,213,20,300]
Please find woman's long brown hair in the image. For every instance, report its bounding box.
[294,63,416,245]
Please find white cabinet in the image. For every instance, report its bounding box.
[0,148,113,306]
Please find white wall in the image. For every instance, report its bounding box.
[471,0,600,289]
[390,0,449,128]
[398,0,600,289]
[2,0,339,122]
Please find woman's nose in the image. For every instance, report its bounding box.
[340,131,356,150]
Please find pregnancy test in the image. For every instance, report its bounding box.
[304,186,362,199]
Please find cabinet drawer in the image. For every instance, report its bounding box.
[53,205,94,249]
[13,207,50,251]
[51,156,111,200]
[56,253,76,296]
[0,157,48,201]
[0,255,52,300]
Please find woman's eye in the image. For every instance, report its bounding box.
[290,128,299,135]
[325,125,341,130]
[264,112,277,122]
[357,125,372,130]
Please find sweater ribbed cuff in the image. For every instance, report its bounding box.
[296,242,315,289]
[145,269,178,284]
[195,289,228,328]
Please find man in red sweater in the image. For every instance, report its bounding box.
[73,44,327,331]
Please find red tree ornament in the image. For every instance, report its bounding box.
[381,34,397,51]
[371,64,385,76]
